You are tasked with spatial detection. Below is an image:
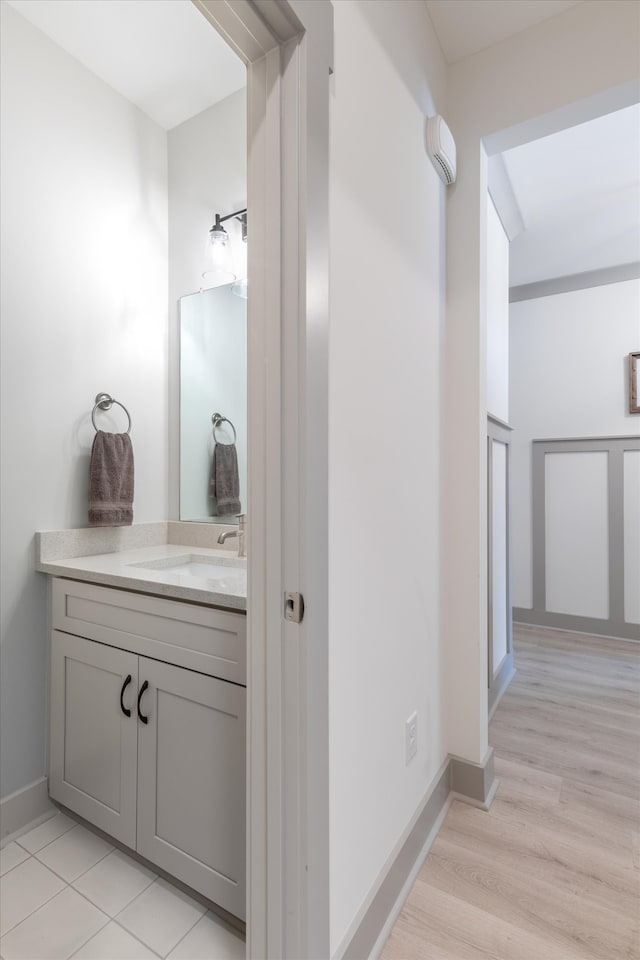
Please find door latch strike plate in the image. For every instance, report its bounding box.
[284,592,304,623]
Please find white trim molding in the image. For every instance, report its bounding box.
[487,417,515,717]
[487,154,525,242]
[515,436,640,642]
[337,751,497,960]
[190,3,333,958]
[0,777,53,842]
[509,262,640,303]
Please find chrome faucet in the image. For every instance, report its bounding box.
[217,514,247,558]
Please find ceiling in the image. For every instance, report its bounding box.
[5,0,247,130]
[425,0,583,63]
[7,0,638,287]
[424,0,639,287]
[502,104,640,287]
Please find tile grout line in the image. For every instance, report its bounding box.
[0,857,64,940]
[1,854,166,960]
[1,843,116,945]
[33,834,115,886]
[14,816,78,856]
[52,847,163,952]
[59,894,111,960]
[111,876,207,959]
[0,850,31,881]
[4,821,241,959]
[159,908,210,960]
[2,854,161,959]
[107,920,163,960]
[69,857,157,919]
[112,874,161,923]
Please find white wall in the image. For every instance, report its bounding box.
[510,279,640,610]
[444,0,640,765]
[167,89,247,521]
[0,4,168,800]
[486,198,510,422]
[328,1,446,953]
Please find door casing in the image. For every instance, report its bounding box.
[190,3,333,957]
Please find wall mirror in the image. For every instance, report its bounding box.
[180,284,247,522]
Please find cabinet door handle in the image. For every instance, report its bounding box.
[137,680,149,724]
[120,674,132,717]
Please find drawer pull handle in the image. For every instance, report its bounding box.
[120,674,132,717]
[137,680,149,724]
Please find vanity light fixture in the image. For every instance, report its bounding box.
[202,207,247,288]
[208,208,247,247]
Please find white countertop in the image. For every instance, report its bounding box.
[36,543,247,611]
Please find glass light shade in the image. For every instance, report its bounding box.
[231,278,248,299]
[202,224,236,288]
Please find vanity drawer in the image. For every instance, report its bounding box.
[52,578,246,685]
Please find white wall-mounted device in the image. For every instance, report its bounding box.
[426,115,457,185]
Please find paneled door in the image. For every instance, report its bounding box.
[49,630,138,846]
[136,657,246,920]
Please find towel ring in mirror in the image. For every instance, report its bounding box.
[211,412,237,444]
[92,393,132,434]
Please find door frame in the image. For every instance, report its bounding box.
[191,3,332,957]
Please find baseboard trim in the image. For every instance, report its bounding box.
[0,777,53,841]
[339,759,450,960]
[338,747,497,959]
[450,748,496,808]
[514,608,640,642]
[489,653,516,721]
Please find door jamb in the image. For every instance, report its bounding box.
[191,3,332,957]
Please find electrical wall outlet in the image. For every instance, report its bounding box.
[405,711,418,765]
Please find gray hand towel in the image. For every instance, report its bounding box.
[88,431,134,526]
[210,442,241,515]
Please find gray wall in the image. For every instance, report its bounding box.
[0,5,168,799]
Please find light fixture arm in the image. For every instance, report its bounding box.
[216,207,247,224]
[210,208,247,244]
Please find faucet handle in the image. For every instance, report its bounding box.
[236,515,247,557]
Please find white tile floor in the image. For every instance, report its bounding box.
[0,812,245,960]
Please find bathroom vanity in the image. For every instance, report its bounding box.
[37,526,247,921]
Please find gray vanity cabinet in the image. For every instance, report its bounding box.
[136,658,245,917]
[49,630,139,848]
[48,578,246,920]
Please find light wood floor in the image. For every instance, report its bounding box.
[381,625,640,960]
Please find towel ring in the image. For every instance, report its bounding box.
[211,412,237,445]
[92,393,132,434]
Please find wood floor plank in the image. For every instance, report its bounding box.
[441,801,638,921]
[492,756,562,808]
[387,878,592,960]
[486,789,635,874]
[419,840,635,960]
[381,627,640,960]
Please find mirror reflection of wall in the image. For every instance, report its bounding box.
[180,284,247,522]
[168,85,247,522]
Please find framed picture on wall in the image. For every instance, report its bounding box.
[630,352,640,414]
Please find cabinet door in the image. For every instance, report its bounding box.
[136,658,246,919]
[50,631,138,847]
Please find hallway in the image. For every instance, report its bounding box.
[382,626,640,959]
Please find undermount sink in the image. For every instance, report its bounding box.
[128,554,246,580]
